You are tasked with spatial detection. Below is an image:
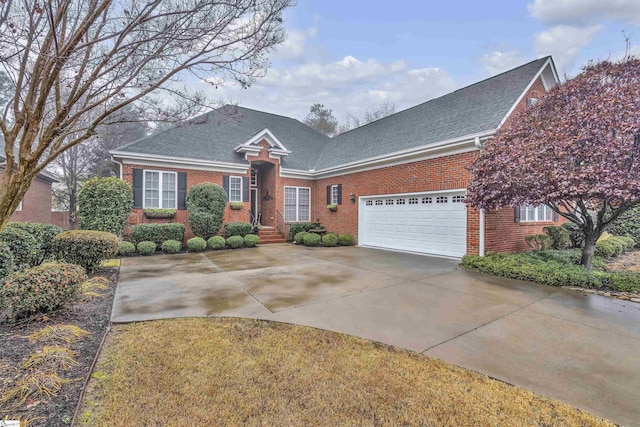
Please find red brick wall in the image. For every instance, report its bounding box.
[122,163,250,241]
[6,169,54,224]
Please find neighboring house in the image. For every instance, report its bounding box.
[0,141,58,224]
[111,56,561,257]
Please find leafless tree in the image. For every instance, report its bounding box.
[338,100,396,133]
[0,0,292,230]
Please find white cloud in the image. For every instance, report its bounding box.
[534,25,603,72]
[479,50,529,76]
[528,0,640,26]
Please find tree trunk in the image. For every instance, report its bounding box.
[580,231,600,271]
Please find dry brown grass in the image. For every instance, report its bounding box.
[80,318,612,427]
[607,250,640,273]
[0,372,70,409]
[21,346,78,371]
[27,325,90,345]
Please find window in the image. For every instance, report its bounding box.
[144,170,177,208]
[386,199,394,205]
[229,176,243,202]
[397,198,405,205]
[452,195,465,203]
[331,185,339,204]
[436,196,448,204]
[16,200,22,211]
[409,198,418,204]
[375,200,383,206]
[284,187,310,222]
[365,200,373,206]
[422,197,432,204]
[250,168,258,187]
[520,205,553,222]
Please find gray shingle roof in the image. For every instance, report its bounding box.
[116,57,551,172]
[0,139,58,183]
[315,57,551,170]
[116,105,331,171]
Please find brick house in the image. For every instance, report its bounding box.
[1,141,58,224]
[111,57,561,258]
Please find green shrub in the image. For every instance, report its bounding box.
[525,234,551,251]
[543,225,569,250]
[609,206,640,246]
[226,235,244,249]
[0,242,14,281]
[461,253,640,292]
[0,262,86,321]
[117,241,136,256]
[6,222,62,262]
[207,236,226,250]
[54,230,119,271]
[294,231,308,245]
[0,226,41,270]
[562,222,584,248]
[322,233,338,247]
[288,222,316,241]
[129,223,185,246]
[186,183,227,239]
[78,177,133,235]
[244,234,260,248]
[303,233,321,247]
[338,234,354,246]
[229,202,244,210]
[144,208,176,219]
[137,241,157,255]
[187,237,207,252]
[595,235,635,259]
[224,222,253,237]
[162,240,182,254]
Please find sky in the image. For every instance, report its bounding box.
[196,0,640,123]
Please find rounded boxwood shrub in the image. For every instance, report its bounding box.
[542,225,569,250]
[0,262,86,322]
[288,222,315,241]
[137,241,157,255]
[0,242,14,281]
[207,236,227,250]
[130,223,185,246]
[294,231,308,245]
[117,241,136,256]
[244,234,260,248]
[162,240,182,254]
[0,226,41,270]
[186,183,227,239]
[6,222,62,262]
[187,237,207,252]
[78,177,133,236]
[224,222,253,237]
[226,235,244,249]
[322,233,339,247]
[337,234,354,246]
[609,206,640,247]
[303,233,321,247]
[54,230,119,271]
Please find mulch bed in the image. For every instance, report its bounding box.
[0,266,118,426]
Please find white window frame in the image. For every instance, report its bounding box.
[331,184,339,205]
[520,204,553,222]
[142,170,178,209]
[284,186,311,222]
[229,176,243,202]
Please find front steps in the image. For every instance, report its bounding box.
[257,227,287,244]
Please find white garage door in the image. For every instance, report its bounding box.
[359,191,467,258]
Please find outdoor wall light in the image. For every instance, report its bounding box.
[350,193,356,203]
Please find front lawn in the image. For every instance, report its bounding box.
[462,249,640,292]
[78,318,610,426]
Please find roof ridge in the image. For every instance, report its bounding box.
[333,56,550,139]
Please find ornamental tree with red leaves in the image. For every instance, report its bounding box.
[467,58,640,270]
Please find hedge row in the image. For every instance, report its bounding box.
[294,231,354,247]
[224,222,253,237]
[129,223,185,246]
[462,252,640,292]
[595,235,636,258]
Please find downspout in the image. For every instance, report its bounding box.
[479,209,486,256]
[474,136,482,148]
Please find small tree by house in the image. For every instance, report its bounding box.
[78,177,133,236]
[303,104,339,137]
[186,183,227,240]
[467,58,640,270]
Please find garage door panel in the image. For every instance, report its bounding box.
[360,191,466,258]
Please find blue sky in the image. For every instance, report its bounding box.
[202,0,640,122]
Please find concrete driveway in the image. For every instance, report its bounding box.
[113,244,640,426]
